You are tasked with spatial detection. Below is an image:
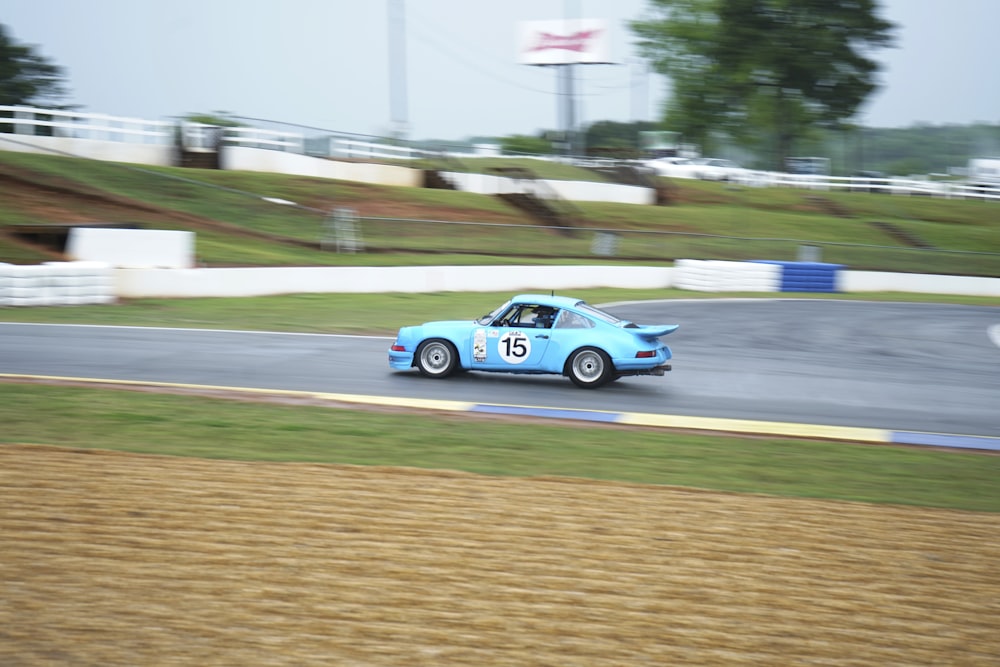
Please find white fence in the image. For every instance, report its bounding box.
[1,105,173,144]
[3,105,999,202]
[741,171,1000,201]
[224,126,304,153]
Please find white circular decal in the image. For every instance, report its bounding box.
[498,330,531,364]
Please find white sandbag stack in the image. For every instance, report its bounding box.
[47,261,116,305]
[0,263,8,305]
[0,262,115,306]
[3,264,49,306]
[673,259,782,292]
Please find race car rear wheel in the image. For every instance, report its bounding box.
[567,347,613,388]
[416,339,458,378]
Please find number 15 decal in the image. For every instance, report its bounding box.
[498,330,531,364]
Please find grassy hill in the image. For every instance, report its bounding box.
[1,150,997,276]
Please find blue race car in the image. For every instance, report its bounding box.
[388,294,678,388]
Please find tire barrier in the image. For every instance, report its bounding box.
[673,259,782,292]
[674,259,844,293]
[0,262,115,307]
[753,261,844,293]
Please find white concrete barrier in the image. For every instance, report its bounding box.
[840,270,1000,297]
[222,146,422,188]
[441,171,655,205]
[112,265,676,298]
[3,261,997,303]
[66,228,195,269]
[440,171,513,195]
[544,179,655,205]
[0,134,173,167]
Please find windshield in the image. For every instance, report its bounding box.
[477,300,511,325]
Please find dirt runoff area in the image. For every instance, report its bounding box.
[1,444,998,666]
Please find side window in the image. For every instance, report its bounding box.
[495,305,534,327]
[554,311,593,329]
[530,307,558,329]
[495,304,565,328]
[509,306,532,327]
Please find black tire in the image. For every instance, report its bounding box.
[415,339,458,378]
[566,347,613,389]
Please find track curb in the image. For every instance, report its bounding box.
[4,373,999,451]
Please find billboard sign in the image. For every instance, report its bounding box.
[518,19,611,65]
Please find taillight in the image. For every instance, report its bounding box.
[391,344,406,352]
[635,350,656,358]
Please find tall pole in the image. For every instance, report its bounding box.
[387,0,409,142]
[565,61,576,155]
[557,65,576,156]
[565,0,579,156]
[630,58,649,122]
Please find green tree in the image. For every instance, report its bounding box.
[184,111,243,127]
[499,133,557,155]
[584,120,663,157]
[0,24,69,106]
[631,0,895,169]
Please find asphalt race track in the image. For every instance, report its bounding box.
[2,299,999,445]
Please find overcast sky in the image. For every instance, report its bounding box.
[5,0,999,140]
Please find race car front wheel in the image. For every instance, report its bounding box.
[567,347,613,388]
[416,339,458,378]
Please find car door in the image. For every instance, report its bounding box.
[471,304,552,370]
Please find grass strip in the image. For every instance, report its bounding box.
[2,383,997,512]
[0,289,996,335]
